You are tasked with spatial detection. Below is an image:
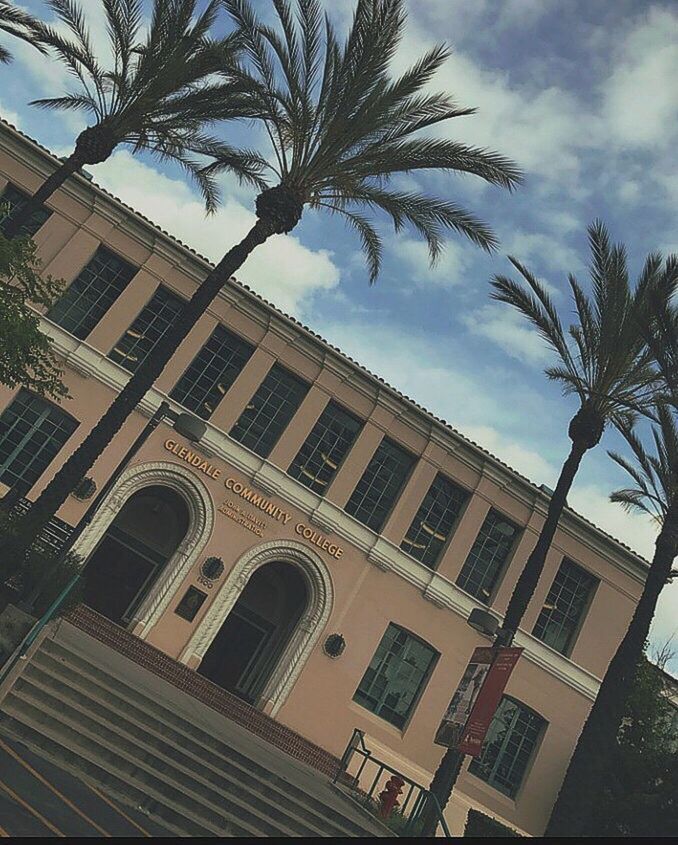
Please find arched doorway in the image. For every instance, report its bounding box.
[198,561,308,705]
[83,485,190,626]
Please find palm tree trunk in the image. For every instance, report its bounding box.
[4,151,83,240]
[421,433,589,836]
[10,219,272,563]
[545,515,677,837]
[501,435,589,640]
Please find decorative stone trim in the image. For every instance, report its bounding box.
[70,460,214,637]
[182,540,333,717]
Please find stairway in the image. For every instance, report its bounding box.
[0,621,387,837]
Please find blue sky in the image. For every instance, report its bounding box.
[1,0,677,667]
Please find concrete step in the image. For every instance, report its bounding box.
[0,711,212,837]
[37,635,380,837]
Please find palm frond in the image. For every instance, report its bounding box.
[0,0,49,62]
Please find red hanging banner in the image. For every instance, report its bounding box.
[434,646,495,749]
[457,647,523,756]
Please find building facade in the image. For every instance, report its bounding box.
[0,120,648,835]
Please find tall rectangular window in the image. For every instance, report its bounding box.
[288,401,362,494]
[532,558,598,655]
[171,325,254,419]
[48,247,137,340]
[229,363,308,458]
[468,697,546,798]
[0,182,51,238]
[456,509,519,603]
[0,390,78,490]
[401,473,469,568]
[345,438,414,532]
[109,286,183,373]
[354,624,438,729]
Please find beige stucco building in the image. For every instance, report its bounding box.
[0,120,648,835]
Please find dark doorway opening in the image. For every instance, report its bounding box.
[83,485,189,626]
[198,561,307,705]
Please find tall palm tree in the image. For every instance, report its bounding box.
[10,0,521,564]
[424,223,664,832]
[4,0,264,239]
[0,1,47,64]
[546,404,678,836]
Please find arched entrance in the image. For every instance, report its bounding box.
[83,485,189,626]
[198,561,307,704]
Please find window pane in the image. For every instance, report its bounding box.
[288,401,362,494]
[401,473,469,568]
[171,325,254,419]
[456,510,520,603]
[354,624,438,728]
[0,182,51,238]
[109,286,183,373]
[0,390,78,490]
[48,247,137,340]
[532,558,597,655]
[229,363,309,458]
[345,438,415,532]
[469,697,545,797]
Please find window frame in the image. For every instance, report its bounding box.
[353,622,439,731]
[467,695,547,800]
[400,472,470,570]
[287,399,363,495]
[455,507,521,605]
[531,556,599,657]
[0,181,52,238]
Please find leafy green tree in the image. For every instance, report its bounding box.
[583,655,678,837]
[12,0,521,569]
[0,227,67,399]
[4,0,264,238]
[425,225,668,829]
[0,1,47,64]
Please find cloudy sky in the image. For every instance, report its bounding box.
[1,0,677,668]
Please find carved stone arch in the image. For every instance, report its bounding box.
[182,539,334,716]
[71,460,214,637]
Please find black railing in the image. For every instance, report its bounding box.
[334,728,451,837]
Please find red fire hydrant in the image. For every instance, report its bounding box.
[378,775,405,818]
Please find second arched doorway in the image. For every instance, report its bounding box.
[198,561,308,705]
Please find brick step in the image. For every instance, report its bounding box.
[39,633,382,837]
[10,658,332,838]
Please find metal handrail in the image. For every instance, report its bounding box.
[335,728,451,837]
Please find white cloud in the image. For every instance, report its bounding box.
[94,151,340,317]
[462,303,552,367]
[460,423,557,484]
[502,229,584,274]
[601,8,678,150]
[0,99,21,129]
[392,235,471,286]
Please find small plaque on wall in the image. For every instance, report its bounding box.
[174,586,207,622]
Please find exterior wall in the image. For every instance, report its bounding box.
[0,121,650,836]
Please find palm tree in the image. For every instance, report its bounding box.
[424,223,664,832]
[0,1,47,64]
[4,0,264,239]
[10,0,521,563]
[546,403,678,836]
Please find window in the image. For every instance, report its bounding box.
[109,286,183,373]
[469,696,546,798]
[48,247,137,340]
[456,509,520,603]
[354,624,438,729]
[0,182,51,238]
[401,473,469,568]
[171,325,254,419]
[532,558,598,655]
[229,363,309,458]
[0,390,78,490]
[345,438,414,532]
[288,401,362,494]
